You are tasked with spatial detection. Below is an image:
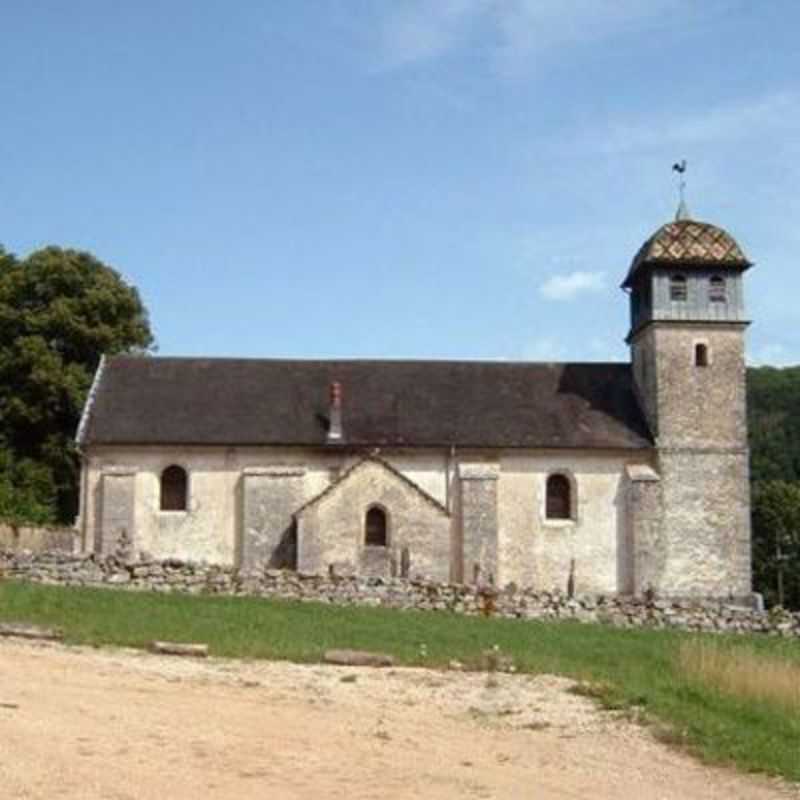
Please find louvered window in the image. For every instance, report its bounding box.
[670,275,687,301]
[709,276,726,302]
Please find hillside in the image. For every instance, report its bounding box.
[748,366,800,483]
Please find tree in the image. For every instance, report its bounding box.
[751,480,800,610]
[0,447,55,525]
[747,366,800,483]
[0,246,154,523]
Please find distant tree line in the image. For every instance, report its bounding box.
[748,367,800,609]
[0,242,797,607]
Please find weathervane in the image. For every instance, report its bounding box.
[672,159,689,220]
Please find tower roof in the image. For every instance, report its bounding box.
[622,218,751,288]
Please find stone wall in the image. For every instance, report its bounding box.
[1,551,797,638]
[499,454,639,594]
[84,445,655,594]
[655,450,752,597]
[0,524,77,554]
[82,446,454,565]
[630,322,752,599]
[631,323,748,449]
[459,463,498,584]
[296,458,451,581]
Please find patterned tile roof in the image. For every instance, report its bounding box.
[623,219,750,287]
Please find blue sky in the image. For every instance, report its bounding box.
[3,1,799,365]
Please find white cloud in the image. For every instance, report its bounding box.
[583,91,800,157]
[376,0,695,72]
[539,270,606,300]
[378,0,490,68]
[491,0,686,74]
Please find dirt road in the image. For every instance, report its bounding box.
[0,640,794,799]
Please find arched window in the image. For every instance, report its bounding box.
[695,343,709,368]
[546,474,572,520]
[160,465,188,511]
[365,506,387,547]
[709,276,726,303]
[669,274,687,301]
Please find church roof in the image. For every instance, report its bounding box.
[80,356,652,450]
[622,218,751,288]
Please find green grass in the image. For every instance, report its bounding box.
[2,580,799,782]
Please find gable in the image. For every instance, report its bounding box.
[295,457,449,519]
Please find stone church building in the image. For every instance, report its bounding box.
[76,212,754,598]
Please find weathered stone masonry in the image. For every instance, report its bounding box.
[2,551,797,638]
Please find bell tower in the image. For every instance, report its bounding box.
[623,210,753,598]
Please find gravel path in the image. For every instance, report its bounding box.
[0,640,795,799]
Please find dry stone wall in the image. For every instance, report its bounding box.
[0,524,77,554]
[2,551,798,638]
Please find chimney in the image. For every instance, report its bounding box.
[327,381,343,443]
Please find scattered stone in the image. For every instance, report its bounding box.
[149,641,209,658]
[340,674,358,683]
[0,623,63,641]
[323,649,395,667]
[0,702,19,710]
[482,647,515,674]
[523,721,551,731]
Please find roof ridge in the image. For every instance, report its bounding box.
[106,354,630,369]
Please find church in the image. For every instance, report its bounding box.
[75,211,754,599]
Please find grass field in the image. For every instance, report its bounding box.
[1,580,799,782]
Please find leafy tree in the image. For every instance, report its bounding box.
[747,366,800,483]
[0,246,154,523]
[751,480,800,610]
[0,447,55,525]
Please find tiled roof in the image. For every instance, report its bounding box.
[623,219,750,287]
[82,356,653,450]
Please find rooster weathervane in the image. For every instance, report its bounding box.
[672,159,689,220]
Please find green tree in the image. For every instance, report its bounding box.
[0,447,55,525]
[0,246,154,523]
[751,480,800,610]
[747,366,800,483]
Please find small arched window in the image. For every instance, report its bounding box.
[160,465,188,511]
[546,474,572,520]
[669,274,687,301]
[709,276,726,303]
[695,343,709,368]
[365,506,387,547]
